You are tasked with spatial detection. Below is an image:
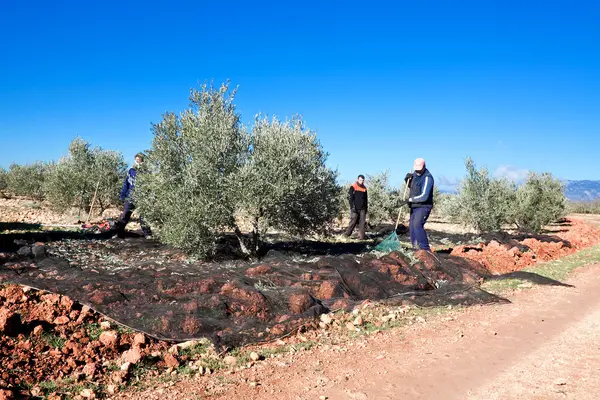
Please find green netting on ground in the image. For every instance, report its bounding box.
[374,231,402,253]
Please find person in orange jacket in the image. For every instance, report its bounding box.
[344,174,368,239]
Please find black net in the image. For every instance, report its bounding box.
[0,236,504,348]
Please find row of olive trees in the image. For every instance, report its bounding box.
[437,158,567,234]
[134,83,340,258]
[0,138,127,214]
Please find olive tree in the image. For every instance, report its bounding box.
[447,158,516,232]
[509,172,567,233]
[234,116,340,253]
[44,138,127,214]
[6,162,52,200]
[135,83,247,258]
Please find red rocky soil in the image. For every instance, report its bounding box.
[0,217,599,398]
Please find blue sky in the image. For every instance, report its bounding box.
[1,0,599,190]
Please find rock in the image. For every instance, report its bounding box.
[53,315,70,325]
[100,321,111,329]
[176,339,200,350]
[121,348,143,364]
[80,388,95,398]
[163,353,180,368]
[346,322,357,331]
[353,316,363,326]
[288,292,315,314]
[17,246,32,257]
[250,352,261,362]
[106,384,117,395]
[120,362,132,372]
[99,331,118,347]
[82,363,97,378]
[0,308,21,335]
[224,355,238,366]
[320,313,333,325]
[32,325,44,336]
[132,333,146,348]
[31,245,46,259]
[168,344,180,355]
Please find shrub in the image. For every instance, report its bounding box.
[447,158,515,233]
[6,162,52,200]
[44,138,127,214]
[509,172,567,233]
[136,83,341,258]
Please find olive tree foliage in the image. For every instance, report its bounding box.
[136,83,341,258]
[364,171,404,226]
[0,168,7,192]
[6,162,52,200]
[135,83,246,257]
[441,158,567,234]
[509,172,567,233]
[234,116,340,253]
[44,138,127,214]
[445,158,516,233]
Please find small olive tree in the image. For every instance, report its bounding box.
[448,158,516,233]
[509,172,567,233]
[234,116,340,253]
[44,138,127,214]
[6,162,52,200]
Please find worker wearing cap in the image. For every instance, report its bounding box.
[116,153,152,239]
[403,158,434,251]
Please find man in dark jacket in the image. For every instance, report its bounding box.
[344,174,368,240]
[116,153,152,238]
[403,158,434,251]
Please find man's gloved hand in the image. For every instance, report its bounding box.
[404,173,413,182]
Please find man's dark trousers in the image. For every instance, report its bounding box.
[344,209,366,240]
[117,201,151,237]
[409,206,431,251]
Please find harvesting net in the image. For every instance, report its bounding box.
[0,236,503,348]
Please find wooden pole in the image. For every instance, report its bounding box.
[86,180,101,223]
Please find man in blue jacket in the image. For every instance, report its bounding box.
[116,153,151,239]
[403,158,434,251]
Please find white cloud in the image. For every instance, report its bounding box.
[493,165,530,182]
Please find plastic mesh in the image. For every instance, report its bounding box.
[0,236,502,348]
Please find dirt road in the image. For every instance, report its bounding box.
[206,263,600,400]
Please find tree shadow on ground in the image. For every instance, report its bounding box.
[485,271,575,288]
[0,225,119,252]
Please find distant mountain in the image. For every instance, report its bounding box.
[564,180,600,201]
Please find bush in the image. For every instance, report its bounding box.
[136,83,341,258]
[6,162,52,200]
[509,172,567,233]
[44,138,127,214]
[447,158,515,233]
